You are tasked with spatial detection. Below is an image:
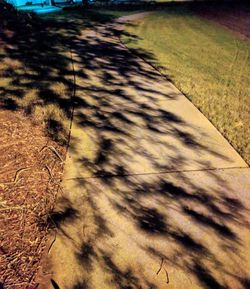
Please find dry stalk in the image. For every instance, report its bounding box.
[40,145,64,163]
[0,167,32,186]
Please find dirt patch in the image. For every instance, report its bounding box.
[197,3,250,41]
[0,109,66,289]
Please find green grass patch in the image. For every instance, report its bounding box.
[122,7,250,164]
[40,8,139,22]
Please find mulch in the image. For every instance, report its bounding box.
[0,109,66,289]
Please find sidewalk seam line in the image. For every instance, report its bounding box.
[64,166,249,181]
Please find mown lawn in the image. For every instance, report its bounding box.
[122,6,250,164]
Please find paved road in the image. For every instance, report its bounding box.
[39,14,250,289]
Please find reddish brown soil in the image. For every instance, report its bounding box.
[198,4,250,41]
[0,109,66,289]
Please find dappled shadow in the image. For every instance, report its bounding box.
[101,254,142,289]
[40,7,250,289]
[72,281,89,289]
[2,3,249,289]
[48,203,79,229]
[0,9,124,144]
[192,261,227,289]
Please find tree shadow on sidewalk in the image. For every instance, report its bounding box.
[1,4,250,289]
[34,10,250,289]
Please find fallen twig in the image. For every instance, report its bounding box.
[0,167,32,186]
[156,257,164,275]
[40,145,64,162]
[164,268,170,284]
[0,205,39,218]
[45,164,53,180]
[48,230,57,254]
[156,257,170,284]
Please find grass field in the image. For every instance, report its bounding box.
[122,6,250,164]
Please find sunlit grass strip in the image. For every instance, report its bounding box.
[122,8,250,164]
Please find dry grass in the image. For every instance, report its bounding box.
[122,5,250,164]
[0,48,72,145]
[0,8,139,144]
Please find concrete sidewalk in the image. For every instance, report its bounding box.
[38,14,250,289]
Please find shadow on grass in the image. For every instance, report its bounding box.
[0,7,125,145]
[1,2,249,289]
